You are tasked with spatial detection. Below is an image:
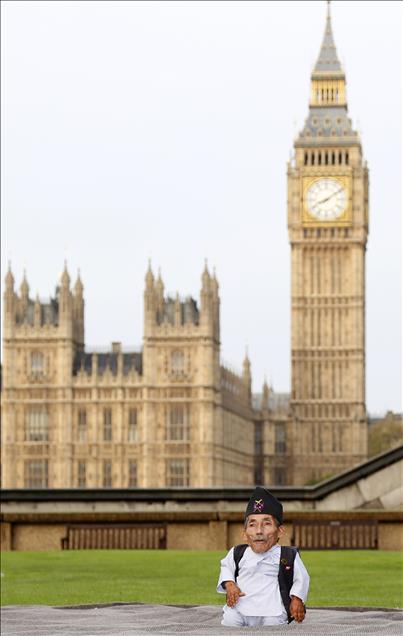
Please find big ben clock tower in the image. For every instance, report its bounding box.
[288,2,368,484]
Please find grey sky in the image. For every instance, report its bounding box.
[1,0,401,415]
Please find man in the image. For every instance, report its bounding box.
[216,486,310,627]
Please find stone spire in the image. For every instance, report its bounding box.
[313,1,343,76]
[34,294,41,326]
[201,260,210,290]
[74,270,84,297]
[242,348,252,402]
[145,260,154,290]
[5,262,14,291]
[20,270,29,302]
[243,349,251,378]
[262,377,270,410]
[297,0,356,140]
[211,267,219,297]
[155,268,164,297]
[61,261,70,289]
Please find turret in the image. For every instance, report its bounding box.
[144,262,156,334]
[211,268,220,341]
[200,262,213,329]
[20,271,29,311]
[155,269,164,313]
[57,262,74,340]
[3,264,16,334]
[242,349,252,400]
[73,271,85,348]
[262,378,270,411]
[5,263,14,293]
[175,293,181,326]
[34,294,41,327]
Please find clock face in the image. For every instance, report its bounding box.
[306,178,347,221]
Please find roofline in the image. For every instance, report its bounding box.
[1,446,401,504]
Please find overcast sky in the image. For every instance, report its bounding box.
[1,1,401,415]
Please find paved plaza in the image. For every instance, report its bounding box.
[2,603,402,635]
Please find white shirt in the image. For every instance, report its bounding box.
[216,544,310,617]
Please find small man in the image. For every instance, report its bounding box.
[216,486,310,627]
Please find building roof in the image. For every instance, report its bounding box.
[73,351,143,376]
[252,391,290,412]
[313,3,343,75]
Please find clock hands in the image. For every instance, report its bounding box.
[315,186,344,206]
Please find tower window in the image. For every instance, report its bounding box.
[25,409,49,441]
[167,405,189,441]
[338,152,342,164]
[77,461,86,487]
[24,459,48,488]
[128,460,137,487]
[274,467,286,485]
[103,408,112,441]
[304,152,308,166]
[128,408,138,442]
[31,352,44,378]
[171,350,184,374]
[275,423,286,454]
[345,152,349,165]
[166,459,189,487]
[78,409,87,442]
[318,152,322,165]
[103,459,112,487]
[325,152,328,165]
[332,152,335,165]
[311,152,315,165]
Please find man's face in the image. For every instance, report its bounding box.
[244,514,283,553]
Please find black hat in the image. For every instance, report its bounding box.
[245,486,283,524]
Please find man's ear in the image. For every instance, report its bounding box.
[278,524,285,537]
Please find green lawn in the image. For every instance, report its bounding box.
[1,550,402,608]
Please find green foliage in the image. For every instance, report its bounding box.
[1,549,402,609]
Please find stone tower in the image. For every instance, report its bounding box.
[1,262,255,488]
[141,262,224,486]
[2,264,84,487]
[287,3,369,483]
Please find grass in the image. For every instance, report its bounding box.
[1,550,402,608]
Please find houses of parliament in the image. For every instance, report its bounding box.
[1,5,369,489]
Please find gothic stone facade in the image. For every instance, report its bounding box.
[1,7,369,489]
[2,265,261,488]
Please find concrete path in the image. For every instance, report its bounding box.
[1,603,402,635]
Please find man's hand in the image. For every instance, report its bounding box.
[224,581,246,608]
[290,595,305,623]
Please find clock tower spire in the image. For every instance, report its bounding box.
[287,2,369,484]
